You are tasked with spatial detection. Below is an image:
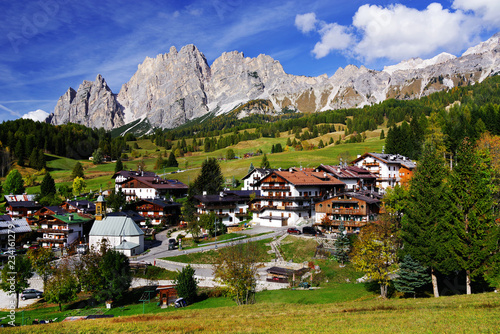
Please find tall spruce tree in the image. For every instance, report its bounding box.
[334,222,350,266]
[167,152,178,167]
[40,172,56,198]
[401,145,454,297]
[447,138,499,294]
[393,254,430,298]
[260,153,270,169]
[192,158,224,195]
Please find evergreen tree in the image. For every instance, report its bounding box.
[29,148,39,169]
[401,145,454,297]
[3,169,25,194]
[260,153,270,169]
[334,222,350,266]
[95,249,132,303]
[40,172,56,198]
[248,162,255,174]
[36,149,46,170]
[15,139,25,166]
[192,158,224,195]
[167,152,178,167]
[174,265,198,304]
[447,138,499,294]
[393,254,430,298]
[71,161,84,179]
[115,157,123,173]
[380,129,385,140]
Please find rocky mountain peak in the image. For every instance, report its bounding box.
[49,32,500,131]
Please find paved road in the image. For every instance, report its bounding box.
[136,226,287,264]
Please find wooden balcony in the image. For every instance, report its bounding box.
[37,228,73,234]
[261,186,290,191]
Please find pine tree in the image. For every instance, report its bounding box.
[115,157,123,173]
[40,172,56,198]
[167,152,178,167]
[71,161,84,179]
[380,129,385,140]
[401,145,455,297]
[334,222,350,266]
[248,162,255,174]
[36,149,46,170]
[393,254,430,298]
[260,154,270,169]
[447,138,499,294]
[192,158,224,195]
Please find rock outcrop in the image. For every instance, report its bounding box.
[49,33,500,130]
[48,74,123,129]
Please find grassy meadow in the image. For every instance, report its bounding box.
[2,123,385,195]
[2,289,499,333]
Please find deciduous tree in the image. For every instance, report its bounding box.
[3,169,25,194]
[351,221,399,298]
[44,260,80,311]
[174,265,198,304]
[213,243,260,305]
[27,247,55,290]
[0,255,33,309]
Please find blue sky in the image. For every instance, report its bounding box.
[0,0,499,123]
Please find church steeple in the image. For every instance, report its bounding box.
[95,188,106,221]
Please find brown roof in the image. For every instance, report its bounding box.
[274,170,345,186]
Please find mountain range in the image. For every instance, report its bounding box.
[47,33,500,131]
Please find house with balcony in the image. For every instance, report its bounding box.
[134,199,181,226]
[112,170,188,201]
[315,164,377,192]
[4,195,41,221]
[242,168,276,191]
[314,191,383,233]
[193,190,258,227]
[0,217,32,250]
[36,212,94,249]
[351,153,416,192]
[251,169,345,227]
[62,199,96,215]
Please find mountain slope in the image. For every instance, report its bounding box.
[48,33,500,131]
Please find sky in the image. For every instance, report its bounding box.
[0,0,499,123]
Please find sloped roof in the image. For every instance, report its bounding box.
[317,164,377,180]
[272,170,345,186]
[89,216,144,237]
[114,240,140,250]
[352,153,416,169]
[0,218,31,235]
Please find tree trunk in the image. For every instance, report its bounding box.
[466,270,471,295]
[431,268,439,297]
[380,284,387,298]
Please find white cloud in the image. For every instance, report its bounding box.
[453,0,500,27]
[312,23,354,59]
[296,2,495,63]
[295,13,317,33]
[352,3,475,62]
[22,109,49,122]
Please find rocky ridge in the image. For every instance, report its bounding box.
[48,33,500,130]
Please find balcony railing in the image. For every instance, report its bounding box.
[261,186,290,191]
[37,228,73,234]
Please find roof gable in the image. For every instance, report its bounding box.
[89,216,144,237]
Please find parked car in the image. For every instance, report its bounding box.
[302,226,321,235]
[168,238,178,250]
[21,289,43,300]
[287,228,301,234]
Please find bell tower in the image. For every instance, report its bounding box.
[95,189,106,221]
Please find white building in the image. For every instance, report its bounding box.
[251,169,345,227]
[351,153,416,191]
[193,190,256,226]
[88,216,144,256]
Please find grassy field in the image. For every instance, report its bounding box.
[2,289,499,333]
[162,237,276,264]
[4,126,384,195]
